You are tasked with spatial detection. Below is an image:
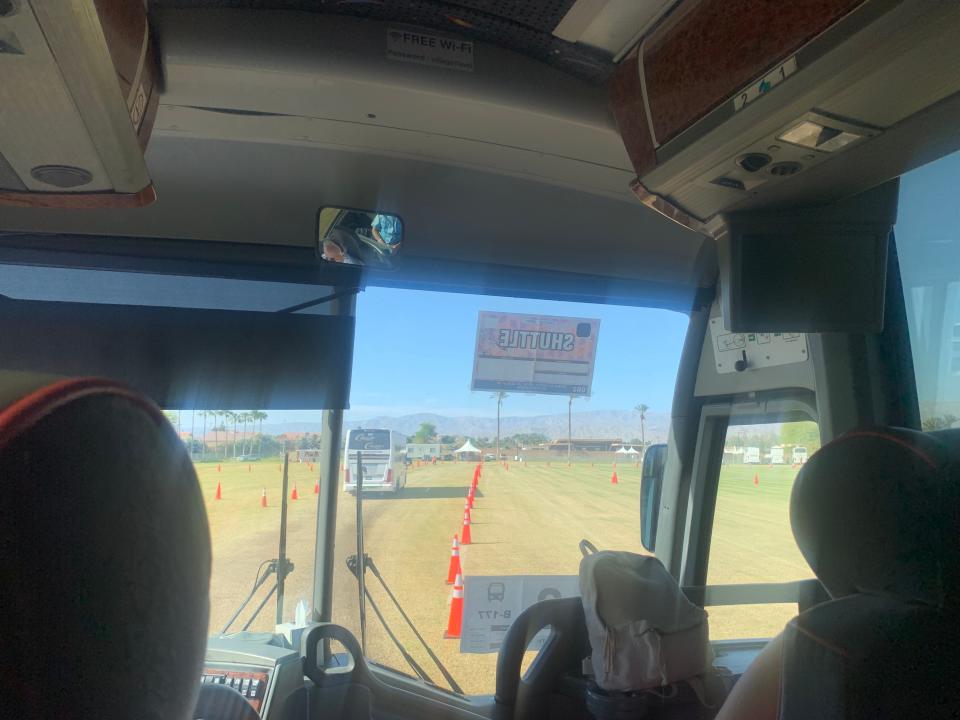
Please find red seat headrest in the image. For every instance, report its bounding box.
[0,378,211,720]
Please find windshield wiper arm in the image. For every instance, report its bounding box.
[347,554,434,685]
[220,557,295,635]
[347,553,464,695]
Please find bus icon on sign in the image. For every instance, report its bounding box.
[487,582,505,602]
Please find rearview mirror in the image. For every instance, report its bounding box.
[640,444,667,552]
[317,207,404,269]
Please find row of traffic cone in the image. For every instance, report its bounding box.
[445,467,483,638]
[213,478,320,504]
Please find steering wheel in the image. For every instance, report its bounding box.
[494,597,588,720]
[193,683,260,720]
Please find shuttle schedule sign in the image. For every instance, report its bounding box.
[471,312,600,396]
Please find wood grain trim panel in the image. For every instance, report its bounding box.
[608,47,657,179]
[643,0,867,146]
[0,183,157,208]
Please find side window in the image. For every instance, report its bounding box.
[897,148,960,427]
[707,419,818,640]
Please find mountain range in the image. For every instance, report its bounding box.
[262,409,671,443]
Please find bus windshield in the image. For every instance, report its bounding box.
[348,430,392,451]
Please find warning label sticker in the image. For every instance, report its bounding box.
[386,28,474,72]
[460,575,580,654]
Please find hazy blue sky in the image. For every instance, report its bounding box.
[271,288,689,424]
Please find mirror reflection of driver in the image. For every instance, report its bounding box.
[321,229,361,265]
[370,214,402,252]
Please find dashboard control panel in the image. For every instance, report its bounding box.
[201,668,270,713]
[204,634,304,720]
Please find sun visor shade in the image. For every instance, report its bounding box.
[0,298,354,410]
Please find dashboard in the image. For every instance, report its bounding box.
[203,635,305,719]
[201,669,270,713]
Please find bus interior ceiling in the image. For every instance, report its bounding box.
[4,0,960,716]
[2,2,959,309]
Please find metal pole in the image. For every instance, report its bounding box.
[312,289,355,626]
[496,394,501,461]
[568,395,572,466]
[314,407,345,623]
[355,450,367,655]
[276,452,290,625]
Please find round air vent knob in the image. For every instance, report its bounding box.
[769,161,802,177]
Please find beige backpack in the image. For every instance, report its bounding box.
[579,551,714,692]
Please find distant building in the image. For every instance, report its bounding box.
[407,442,443,460]
[546,438,623,452]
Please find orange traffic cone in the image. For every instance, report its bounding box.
[217,463,221,472]
[611,470,619,485]
[314,480,320,495]
[461,512,472,544]
[291,484,299,501]
[215,481,222,500]
[444,573,464,639]
[446,535,461,584]
[754,474,759,485]
[260,488,267,507]
[467,489,474,509]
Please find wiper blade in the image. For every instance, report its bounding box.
[347,554,434,686]
[347,553,463,695]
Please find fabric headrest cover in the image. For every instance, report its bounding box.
[0,379,211,720]
[791,427,959,606]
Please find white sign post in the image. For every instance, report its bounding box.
[471,312,600,396]
[460,575,580,654]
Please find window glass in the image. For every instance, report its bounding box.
[331,287,689,695]
[707,420,818,640]
[167,409,320,638]
[897,148,960,428]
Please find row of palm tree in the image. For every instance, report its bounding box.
[194,409,269,460]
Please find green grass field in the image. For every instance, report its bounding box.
[197,458,809,695]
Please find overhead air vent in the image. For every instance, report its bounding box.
[30,165,94,188]
[609,0,960,224]
[737,153,772,173]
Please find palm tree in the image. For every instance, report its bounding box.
[199,410,208,461]
[225,411,238,458]
[237,411,246,455]
[189,408,196,460]
[491,392,508,460]
[251,410,267,456]
[634,403,649,453]
[242,412,254,454]
[214,411,226,458]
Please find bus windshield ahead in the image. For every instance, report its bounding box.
[348,430,392,451]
